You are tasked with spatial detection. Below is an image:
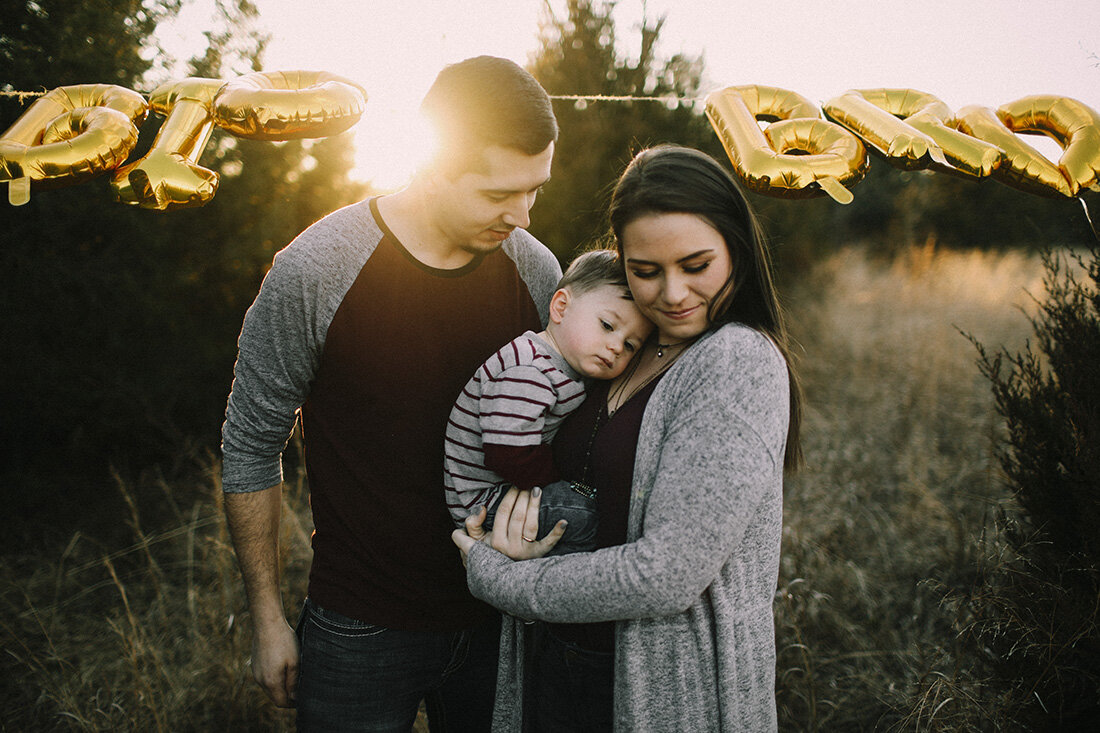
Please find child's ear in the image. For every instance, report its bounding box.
[548,288,570,324]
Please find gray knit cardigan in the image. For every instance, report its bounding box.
[466,322,788,732]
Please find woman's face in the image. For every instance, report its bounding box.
[621,212,734,342]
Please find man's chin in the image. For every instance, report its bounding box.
[460,236,508,255]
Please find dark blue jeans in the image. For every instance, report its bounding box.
[483,480,598,556]
[530,627,614,733]
[295,598,500,732]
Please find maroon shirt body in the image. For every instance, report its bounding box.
[301,202,543,630]
[549,376,664,650]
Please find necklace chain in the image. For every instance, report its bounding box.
[572,402,607,496]
[608,337,696,416]
[573,337,698,496]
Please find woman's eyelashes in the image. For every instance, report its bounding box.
[630,260,711,279]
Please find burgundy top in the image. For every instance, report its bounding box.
[301,201,543,631]
[548,374,664,651]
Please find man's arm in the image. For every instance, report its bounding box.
[224,485,299,708]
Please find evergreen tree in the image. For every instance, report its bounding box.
[0,0,181,90]
[916,170,1094,250]
[528,0,721,261]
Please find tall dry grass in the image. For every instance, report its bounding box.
[1,245,1050,730]
[1,455,314,731]
[776,244,1049,730]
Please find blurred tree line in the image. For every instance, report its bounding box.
[1,0,1094,538]
[527,0,723,259]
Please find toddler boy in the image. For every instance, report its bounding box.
[444,249,652,555]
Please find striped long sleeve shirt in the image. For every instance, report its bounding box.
[444,331,586,526]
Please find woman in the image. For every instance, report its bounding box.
[453,145,803,732]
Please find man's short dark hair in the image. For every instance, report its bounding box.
[420,56,558,168]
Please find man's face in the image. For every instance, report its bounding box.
[429,143,554,257]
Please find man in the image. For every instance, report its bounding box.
[221,56,561,731]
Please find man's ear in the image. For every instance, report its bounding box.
[548,288,570,325]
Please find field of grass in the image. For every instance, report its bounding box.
[1,245,1049,731]
[1,454,314,731]
[776,244,1048,730]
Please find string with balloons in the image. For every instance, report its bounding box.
[1,71,366,210]
[2,73,1098,212]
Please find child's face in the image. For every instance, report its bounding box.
[549,284,653,379]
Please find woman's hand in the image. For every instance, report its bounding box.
[491,486,568,559]
[451,486,567,564]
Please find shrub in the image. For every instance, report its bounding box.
[929,245,1100,729]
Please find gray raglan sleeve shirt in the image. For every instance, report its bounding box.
[220,201,561,494]
[220,201,382,494]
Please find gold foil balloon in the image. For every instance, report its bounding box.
[954,105,1074,198]
[822,88,1007,177]
[705,85,868,204]
[111,77,224,211]
[0,84,148,205]
[909,114,1004,179]
[4,70,1093,212]
[997,95,1100,195]
[213,70,367,140]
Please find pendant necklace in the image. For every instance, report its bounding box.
[608,336,698,416]
[655,339,693,358]
[572,337,697,499]
[569,401,607,500]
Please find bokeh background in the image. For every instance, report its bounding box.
[2,1,1097,729]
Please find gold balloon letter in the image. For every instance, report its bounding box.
[954,105,1074,198]
[0,84,148,206]
[213,70,367,140]
[111,77,224,211]
[996,95,1100,196]
[705,85,868,204]
[823,88,1004,178]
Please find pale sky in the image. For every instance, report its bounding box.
[161,0,1100,188]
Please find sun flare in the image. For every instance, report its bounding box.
[349,102,436,191]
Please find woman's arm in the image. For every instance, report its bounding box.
[466,326,788,623]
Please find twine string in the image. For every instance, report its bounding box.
[1,89,702,103]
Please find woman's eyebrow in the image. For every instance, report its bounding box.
[627,248,713,265]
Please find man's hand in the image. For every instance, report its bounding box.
[224,487,298,708]
[466,504,489,542]
[250,616,300,708]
